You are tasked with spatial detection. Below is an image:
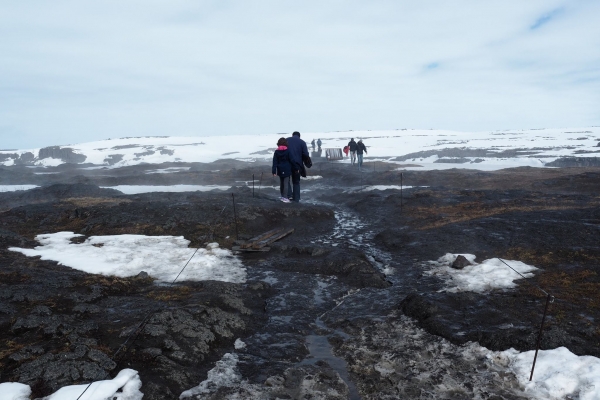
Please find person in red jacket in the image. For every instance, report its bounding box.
[343,145,349,157]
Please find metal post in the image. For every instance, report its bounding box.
[400,172,403,210]
[530,294,554,381]
[231,193,239,240]
[252,174,255,198]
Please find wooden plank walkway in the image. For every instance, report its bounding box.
[233,227,294,252]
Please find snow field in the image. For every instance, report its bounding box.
[2,127,599,170]
[9,232,246,283]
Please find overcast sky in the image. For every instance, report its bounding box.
[1,0,599,149]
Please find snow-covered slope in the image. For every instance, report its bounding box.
[1,128,600,170]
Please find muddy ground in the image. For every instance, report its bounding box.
[0,159,599,399]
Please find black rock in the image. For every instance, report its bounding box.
[451,255,472,270]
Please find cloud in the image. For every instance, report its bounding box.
[531,8,565,30]
[0,0,599,149]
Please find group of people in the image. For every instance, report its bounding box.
[310,138,322,151]
[344,138,367,169]
[272,134,368,204]
[272,131,310,203]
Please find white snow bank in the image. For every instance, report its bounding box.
[302,175,323,180]
[145,167,191,174]
[9,232,246,283]
[43,368,142,400]
[180,353,241,398]
[492,347,600,400]
[103,185,231,194]
[361,185,414,191]
[0,185,39,192]
[424,253,537,293]
[0,382,31,400]
[35,157,63,167]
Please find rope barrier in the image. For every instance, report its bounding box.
[497,257,555,382]
[76,201,231,399]
[497,258,550,297]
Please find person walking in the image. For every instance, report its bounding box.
[317,138,322,150]
[348,138,358,165]
[286,131,310,202]
[311,139,316,151]
[357,139,367,170]
[272,138,292,203]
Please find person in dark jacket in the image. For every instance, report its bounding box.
[272,138,292,203]
[357,139,367,170]
[311,139,316,151]
[317,139,322,149]
[286,131,309,202]
[348,138,358,165]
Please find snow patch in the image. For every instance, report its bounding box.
[424,253,537,292]
[493,347,600,400]
[9,232,246,283]
[0,185,39,192]
[361,185,414,191]
[43,368,143,400]
[0,382,31,400]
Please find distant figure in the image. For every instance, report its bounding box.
[348,138,358,165]
[286,131,310,202]
[317,138,322,150]
[343,145,349,157]
[311,139,316,151]
[357,139,367,170]
[272,137,292,203]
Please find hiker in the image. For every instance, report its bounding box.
[343,145,349,157]
[348,138,358,165]
[317,138,322,150]
[286,131,310,202]
[311,139,316,151]
[357,139,367,170]
[272,137,292,203]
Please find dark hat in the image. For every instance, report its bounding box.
[292,131,300,137]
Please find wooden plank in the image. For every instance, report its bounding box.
[251,228,294,249]
[240,228,283,249]
[232,246,271,252]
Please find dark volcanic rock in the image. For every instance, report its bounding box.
[451,255,472,269]
[38,146,86,163]
[546,156,600,167]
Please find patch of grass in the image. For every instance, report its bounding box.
[536,270,600,308]
[410,195,600,229]
[504,247,600,268]
[0,340,25,360]
[146,286,192,302]
[0,272,30,284]
[61,197,132,207]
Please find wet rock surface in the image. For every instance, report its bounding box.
[1,160,600,398]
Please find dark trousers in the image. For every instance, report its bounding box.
[287,170,301,202]
[279,176,290,197]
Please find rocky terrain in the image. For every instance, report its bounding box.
[1,158,599,399]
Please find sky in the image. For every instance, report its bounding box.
[1,0,599,149]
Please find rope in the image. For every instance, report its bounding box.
[76,245,204,399]
[77,200,234,399]
[497,257,553,299]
